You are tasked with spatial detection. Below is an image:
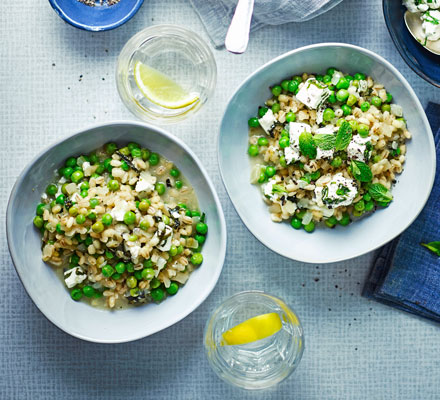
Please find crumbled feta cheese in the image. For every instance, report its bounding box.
[314,173,358,208]
[136,171,156,193]
[316,106,325,125]
[296,79,331,110]
[422,10,440,41]
[316,147,334,160]
[297,198,335,218]
[258,109,276,134]
[64,266,87,288]
[111,200,131,222]
[284,122,312,164]
[156,225,173,252]
[347,135,372,162]
[315,126,336,160]
[263,178,286,202]
[404,0,429,13]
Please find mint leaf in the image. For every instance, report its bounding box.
[350,160,372,182]
[272,184,287,194]
[314,134,336,151]
[368,183,393,204]
[299,132,317,159]
[335,121,353,151]
[421,241,440,256]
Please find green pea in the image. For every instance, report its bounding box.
[352,209,363,217]
[167,282,179,295]
[271,103,281,114]
[162,215,170,225]
[79,190,88,198]
[315,75,324,82]
[336,89,349,102]
[248,144,259,157]
[100,265,113,278]
[111,273,121,280]
[310,171,321,181]
[155,182,166,195]
[141,148,151,161]
[196,222,208,235]
[107,179,119,191]
[336,118,345,127]
[76,214,86,224]
[327,67,336,76]
[177,245,184,255]
[71,170,84,184]
[105,142,117,155]
[82,285,95,297]
[381,104,391,112]
[139,219,150,231]
[336,77,350,90]
[354,200,365,211]
[123,211,136,225]
[281,129,289,137]
[126,276,137,289]
[36,203,46,216]
[151,288,165,302]
[371,96,382,107]
[139,199,151,212]
[271,85,282,97]
[386,93,393,103]
[365,201,374,212]
[190,253,203,265]
[92,221,104,233]
[33,216,44,228]
[169,245,178,257]
[325,216,338,228]
[281,80,290,91]
[56,194,65,205]
[62,167,74,180]
[352,80,359,88]
[339,213,351,226]
[328,92,337,104]
[71,289,83,301]
[258,137,269,147]
[285,112,296,122]
[170,168,180,178]
[84,236,93,246]
[348,120,358,132]
[373,155,381,163]
[358,124,369,138]
[79,181,89,191]
[279,155,287,168]
[330,156,342,169]
[174,180,183,189]
[258,107,268,117]
[56,223,64,234]
[279,136,290,149]
[346,94,357,107]
[101,213,113,226]
[303,221,315,233]
[354,72,366,81]
[291,217,302,230]
[287,80,299,93]
[61,183,69,195]
[89,198,99,208]
[363,193,372,202]
[126,262,134,273]
[115,262,126,274]
[134,270,143,280]
[119,147,130,156]
[257,173,266,184]
[141,268,155,280]
[46,184,57,196]
[292,75,303,84]
[323,74,332,83]
[148,153,160,166]
[143,259,153,268]
[341,104,352,116]
[127,142,139,152]
[265,166,276,178]
[323,108,335,122]
[150,277,161,289]
[69,206,78,217]
[131,148,142,158]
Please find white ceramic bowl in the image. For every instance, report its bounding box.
[218,43,435,264]
[7,121,226,343]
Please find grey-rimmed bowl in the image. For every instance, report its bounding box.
[7,121,227,343]
[218,43,435,264]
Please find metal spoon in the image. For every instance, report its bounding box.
[225,0,255,54]
[404,10,440,56]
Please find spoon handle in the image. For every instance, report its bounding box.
[225,0,255,54]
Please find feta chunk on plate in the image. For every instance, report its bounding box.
[284,122,311,164]
[314,173,358,208]
[296,79,331,110]
[347,135,372,162]
[258,109,276,134]
[64,266,87,288]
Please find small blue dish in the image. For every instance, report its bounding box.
[383,0,440,88]
[48,0,144,31]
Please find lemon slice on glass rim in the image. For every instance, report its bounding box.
[221,312,283,346]
[133,61,199,110]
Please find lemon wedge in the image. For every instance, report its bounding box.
[221,312,282,346]
[133,61,199,109]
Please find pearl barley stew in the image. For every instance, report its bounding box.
[33,142,208,309]
[247,69,411,233]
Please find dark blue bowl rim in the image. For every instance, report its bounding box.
[382,0,440,88]
[48,0,144,31]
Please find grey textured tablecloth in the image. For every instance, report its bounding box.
[1,1,439,399]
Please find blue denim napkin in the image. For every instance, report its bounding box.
[363,102,440,323]
[189,0,343,47]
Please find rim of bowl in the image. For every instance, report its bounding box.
[48,0,144,31]
[382,0,440,88]
[217,42,436,264]
[6,120,227,343]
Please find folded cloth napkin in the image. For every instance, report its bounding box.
[362,102,440,323]
[189,0,343,48]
